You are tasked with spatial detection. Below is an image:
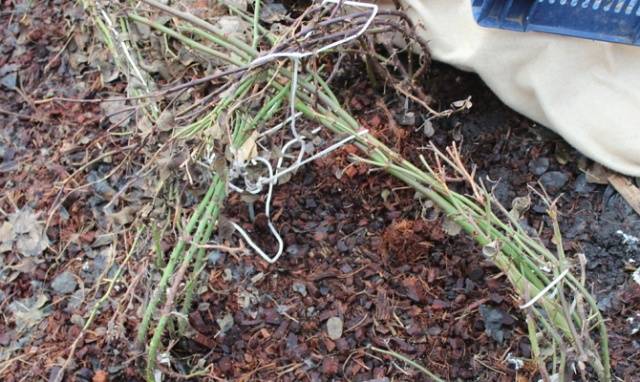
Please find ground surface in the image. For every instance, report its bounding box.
[1,1,639,382]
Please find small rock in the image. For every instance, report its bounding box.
[259,2,288,23]
[75,368,93,382]
[306,306,316,317]
[212,16,250,42]
[286,333,298,351]
[479,304,510,343]
[427,325,442,336]
[396,111,416,126]
[86,171,116,198]
[292,282,307,297]
[539,171,569,193]
[51,271,77,294]
[286,244,300,256]
[326,317,343,340]
[0,64,19,90]
[532,200,548,214]
[339,263,353,273]
[70,314,85,326]
[422,119,435,137]
[406,322,423,337]
[565,216,587,239]
[48,367,63,382]
[574,174,595,194]
[466,266,484,281]
[597,293,616,312]
[529,157,549,176]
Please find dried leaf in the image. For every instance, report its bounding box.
[108,206,139,226]
[509,195,531,220]
[0,221,14,253]
[585,163,609,185]
[442,217,461,236]
[101,98,129,124]
[11,208,39,234]
[9,257,38,274]
[211,16,250,40]
[17,228,50,256]
[156,110,175,132]
[235,130,258,163]
[216,312,234,334]
[9,294,49,334]
[208,122,224,141]
[1,208,50,256]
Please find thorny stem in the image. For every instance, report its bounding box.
[142,71,277,379]
[128,14,245,67]
[175,85,287,333]
[136,183,217,344]
[252,0,261,50]
[145,179,224,381]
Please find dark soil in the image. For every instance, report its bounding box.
[1,1,638,381]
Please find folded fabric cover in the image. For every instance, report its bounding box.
[381,0,640,176]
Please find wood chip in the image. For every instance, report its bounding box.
[607,173,640,216]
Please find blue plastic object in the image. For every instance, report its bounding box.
[471,0,640,46]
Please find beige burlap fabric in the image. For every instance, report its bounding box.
[383,0,640,176]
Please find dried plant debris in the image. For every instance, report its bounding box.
[7,294,49,335]
[0,208,49,257]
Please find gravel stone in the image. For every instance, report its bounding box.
[326,317,343,340]
[539,171,569,193]
[529,157,549,176]
[51,271,77,294]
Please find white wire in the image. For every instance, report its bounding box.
[248,0,378,64]
[267,130,368,184]
[316,1,378,54]
[519,269,570,309]
[230,157,284,264]
[248,0,378,168]
[230,0,378,264]
[229,130,367,264]
[258,112,303,137]
[231,220,284,264]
